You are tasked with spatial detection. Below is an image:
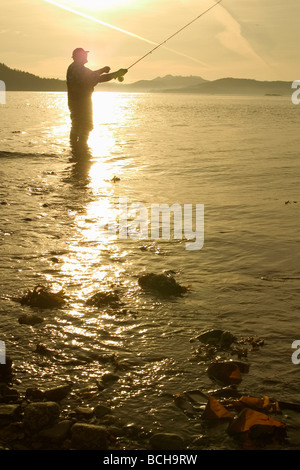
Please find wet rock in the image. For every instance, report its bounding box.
[150,432,185,450]
[23,402,60,433]
[18,314,44,325]
[38,420,72,443]
[25,388,45,401]
[227,408,286,444]
[201,396,233,420]
[138,272,188,296]
[0,422,25,443]
[196,329,236,348]
[173,394,197,416]
[75,406,94,420]
[184,389,208,405]
[98,372,120,389]
[43,384,72,402]
[0,384,20,403]
[0,404,21,427]
[34,343,54,356]
[86,291,122,308]
[71,423,108,450]
[207,361,250,386]
[94,404,112,419]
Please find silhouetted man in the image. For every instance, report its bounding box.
[67,48,127,145]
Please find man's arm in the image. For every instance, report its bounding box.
[95,66,111,75]
[97,68,128,83]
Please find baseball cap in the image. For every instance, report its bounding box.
[72,48,89,58]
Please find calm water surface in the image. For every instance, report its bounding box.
[0,91,299,449]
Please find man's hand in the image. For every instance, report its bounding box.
[102,66,111,74]
[115,68,128,79]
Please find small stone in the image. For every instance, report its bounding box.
[25,388,45,401]
[23,402,60,433]
[101,372,120,386]
[150,433,185,450]
[18,314,44,326]
[94,404,111,419]
[71,423,108,450]
[0,404,21,427]
[75,406,94,419]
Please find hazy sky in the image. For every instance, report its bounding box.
[1,0,299,83]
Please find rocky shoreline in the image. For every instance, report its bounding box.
[0,358,190,451]
[1,325,299,451]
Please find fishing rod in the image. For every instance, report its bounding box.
[118,0,224,82]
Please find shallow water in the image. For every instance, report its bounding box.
[0,91,299,449]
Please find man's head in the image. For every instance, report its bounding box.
[72,48,89,64]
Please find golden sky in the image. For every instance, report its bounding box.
[1,0,298,82]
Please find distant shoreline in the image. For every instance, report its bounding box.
[0,62,293,95]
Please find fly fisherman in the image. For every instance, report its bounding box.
[67,48,127,146]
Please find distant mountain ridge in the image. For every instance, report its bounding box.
[165,77,292,96]
[0,63,293,95]
[0,63,66,91]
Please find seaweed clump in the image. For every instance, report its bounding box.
[86,291,122,308]
[18,285,67,309]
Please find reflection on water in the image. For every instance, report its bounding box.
[68,93,138,189]
[56,92,140,324]
[1,92,300,450]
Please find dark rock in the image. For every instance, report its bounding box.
[138,273,188,296]
[75,407,94,420]
[207,361,250,385]
[100,373,120,387]
[0,404,21,427]
[34,343,53,356]
[23,402,60,433]
[25,388,45,401]
[150,432,185,450]
[0,422,25,443]
[43,384,72,402]
[0,384,20,403]
[71,423,108,450]
[196,329,236,347]
[227,407,286,445]
[38,420,72,443]
[94,404,112,419]
[18,314,44,325]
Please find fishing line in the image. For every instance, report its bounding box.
[126,0,224,72]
